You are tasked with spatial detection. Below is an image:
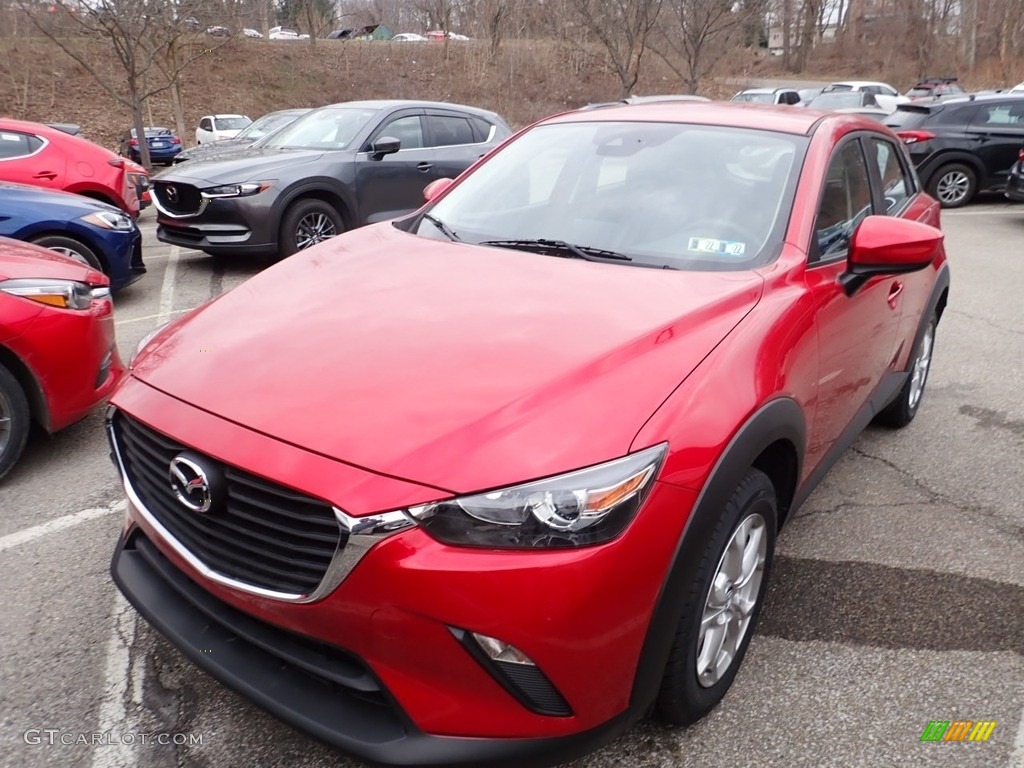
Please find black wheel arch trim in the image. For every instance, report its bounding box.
[921,153,986,186]
[274,182,356,230]
[628,397,805,721]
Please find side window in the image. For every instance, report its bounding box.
[199,118,212,131]
[0,131,41,160]
[975,103,1024,126]
[377,115,424,150]
[469,116,494,143]
[426,115,476,147]
[813,141,872,261]
[869,138,912,212]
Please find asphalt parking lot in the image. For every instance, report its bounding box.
[1,203,1022,768]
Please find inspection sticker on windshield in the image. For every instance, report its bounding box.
[688,237,746,257]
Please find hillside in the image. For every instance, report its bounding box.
[1,37,670,152]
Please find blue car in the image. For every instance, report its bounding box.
[0,182,145,291]
[119,126,183,165]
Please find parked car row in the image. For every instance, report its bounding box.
[731,80,1024,208]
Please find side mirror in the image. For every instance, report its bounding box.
[841,215,942,295]
[370,136,401,159]
[422,177,454,203]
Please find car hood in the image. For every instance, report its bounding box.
[132,224,763,495]
[0,236,106,283]
[0,182,123,214]
[154,148,326,185]
[177,138,252,159]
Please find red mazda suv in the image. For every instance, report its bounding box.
[0,119,147,217]
[109,103,949,766]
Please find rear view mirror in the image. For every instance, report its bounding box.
[423,178,454,203]
[841,215,942,295]
[370,137,400,159]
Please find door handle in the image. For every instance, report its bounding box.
[887,281,904,309]
[33,171,58,180]
[416,162,433,172]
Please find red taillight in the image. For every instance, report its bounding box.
[896,129,935,145]
[1019,147,1024,161]
[107,158,125,168]
[172,136,181,145]
[129,138,139,146]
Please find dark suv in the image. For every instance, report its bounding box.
[884,93,1024,207]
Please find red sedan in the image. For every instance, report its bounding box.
[0,119,147,217]
[0,237,123,479]
[109,103,949,765]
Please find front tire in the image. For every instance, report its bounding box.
[0,364,31,481]
[278,199,344,258]
[927,163,976,208]
[877,315,936,428]
[656,469,776,725]
[30,235,104,273]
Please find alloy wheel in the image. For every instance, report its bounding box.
[48,246,90,266]
[907,323,934,410]
[294,213,338,250]
[696,512,768,688]
[936,171,970,206]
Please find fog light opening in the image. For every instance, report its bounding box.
[451,627,573,717]
[471,632,535,666]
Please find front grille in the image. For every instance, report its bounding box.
[112,412,344,595]
[153,180,203,216]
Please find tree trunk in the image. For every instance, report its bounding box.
[130,82,151,170]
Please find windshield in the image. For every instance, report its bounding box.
[236,112,299,140]
[214,116,251,130]
[809,92,869,109]
[413,121,805,271]
[733,93,775,104]
[262,107,378,150]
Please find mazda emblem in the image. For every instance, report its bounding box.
[165,185,179,203]
[169,454,218,513]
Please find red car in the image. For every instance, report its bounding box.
[0,237,123,479]
[109,104,949,765]
[0,119,147,217]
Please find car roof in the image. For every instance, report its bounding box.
[321,100,502,119]
[547,101,876,136]
[829,80,894,88]
[737,87,793,94]
[896,92,1024,111]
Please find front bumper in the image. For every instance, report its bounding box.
[112,530,630,767]
[107,379,696,760]
[155,194,278,256]
[1005,163,1024,202]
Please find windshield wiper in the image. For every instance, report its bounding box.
[422,213,461,242]
[479,238,632,262]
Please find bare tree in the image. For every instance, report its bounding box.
[563,0,664,98]
[15,0,230,168]
[654,0,752,93]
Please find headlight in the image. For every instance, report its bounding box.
[408,443,667,549]
[130,322,170,368]
[0,278,95,309]
[201,181,272,199]
[81,210,135,231]
[126,171,149,188]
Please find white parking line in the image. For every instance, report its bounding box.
[0,501,124,553]
[114,308,190,327]
[1011,705,1024,767]
[944,209,1023,216]
[157,245,181,324]
[90,595,140,768]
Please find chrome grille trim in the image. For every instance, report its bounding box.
[107,410,416,603]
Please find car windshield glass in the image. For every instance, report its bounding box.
[414,121,805,271]
[263,107,378,150]
[214,117,251,130]
[809,92,866,109]
[733,93,775,103]
[236,113,294,140]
